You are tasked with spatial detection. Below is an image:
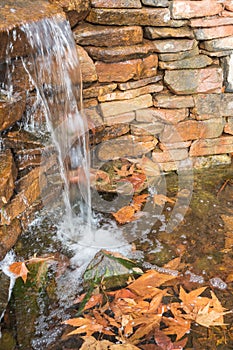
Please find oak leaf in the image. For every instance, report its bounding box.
[9,262,29,283]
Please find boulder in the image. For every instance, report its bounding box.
[0,149,17,206]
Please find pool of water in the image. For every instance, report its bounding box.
[0,163,233,349]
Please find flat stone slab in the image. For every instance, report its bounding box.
[0,0,65,60]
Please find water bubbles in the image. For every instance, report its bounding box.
[209,277,227,290]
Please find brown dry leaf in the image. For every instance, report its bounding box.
[221,214,233,231]
[132,193,149,211]
[127,173,147,192]
[128,270,178,297]
[111,206,136,224]
[80,336,141,350]
[195,302,228,328]
[153,194,175,207]
[64,316,109,336]
[154,329,188,350]
[162,316,191,341]
[114,164,135,177]
[179,286,207,309]
[163,257,181,271]
[95,169,111,184]
[74,293,103,311]
[9,262,29,283]
[129,314,162,344]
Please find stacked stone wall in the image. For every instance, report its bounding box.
[75,0,233,171]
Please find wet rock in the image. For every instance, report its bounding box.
[83,250,139,290]
[0,0,65,60]
[159,55,213,70]
[164,67,223,95]
[0,149,17,206]
[98,84,163,102]
[0,91,26,132]
[15,148,43,171]
[144,26,194,39]
[0,271,10,318]
[76,45,97,84]
[0,168,47,225]
[83,83,117,99]
[171,0,223,19]
[136,107,188,124]
[193,154,231,169]
[158,46,199,62]
[49,0,91,27]
[85,41,157,63]
[74,23,142,47]
[0,219,21,260]
[118,75,163,91]
[160,118,224,143]
[100,94,153,118]
[83,98,98,108]
[91,0,141,7]
[190,136,233,156]
[97,134,157,161]
[3,130,44,151]
[12,261,50,350]
[86,8,171,26]
[0,329,16,350]
[96,54,158,83]
[85,106,103,128]
[154,93,194,109]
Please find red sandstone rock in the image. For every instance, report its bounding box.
[144,26,194,39]
[0,91,26,132]
[131,122,164,136]
[225,0,233,12]
[96,54,158,83]
[86,8,171,26]
[103,112,135,126]
[77,46,97,83]
[146,108,188,124]
[0,150,17,206]
[158,46,199,62]
[154,93,194,109]
[164,67,223,95]
[159,55,212,70]
[171,0,223,19]
[192,94,221,120]
[190,16,233,27]
[73,23,143,47]
[224,118,233,134]
[190,136,233,156]
[83,83,117,99]
[0,219,21,260]
[201,36,233,51]
[152,148,188,163]
[160,119,224,143]
[118,75,163,91]
[150,39,197,53]
[194,26,233,40]
[159,141,191,150]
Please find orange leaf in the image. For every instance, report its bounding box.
[9,262,29,283]
[128,270,178,296]
[114,163,135,177]
[64,316,104,337]
[132,194,149,211]
[162,316,191,341]
[127,173,147,192]
[153,194,175,207]
[111,206,136,224]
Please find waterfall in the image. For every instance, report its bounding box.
[21,14,93,235]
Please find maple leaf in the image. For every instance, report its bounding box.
[132,193,148,211]
[154,329,188,350]
[111,205,136,224]
[129,314,162,344]
[80,336,141,349]
[9,262,29,283]
[126,173,147,192]
[162,316,191,341]
[195,302,229,328]
[153,194,175,207]
[74,293,103,311]
[128,270,178,297]
[64,315,113,336]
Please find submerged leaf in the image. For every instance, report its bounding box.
[9,262,29,283]
[153,194,175,207]
[111,206,135,224]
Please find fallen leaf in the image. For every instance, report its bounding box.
[80,336,141,349]
[154,329,188,350]
[129,314,161,344]
[132,193,149,211]
[64,316,109,336]
[111,206,135,224]
[128,270,178,297]
[114,164,135,177]
[74,293,103,311]
[153,194,175,207]
[195,302,228,328]
[162,316,191,341]
[9,262,29,283]
[127,173,147,192]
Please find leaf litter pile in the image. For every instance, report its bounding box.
[60,254,232,350]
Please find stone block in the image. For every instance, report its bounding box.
[193,154,232,169]
[103,112,135,126]
[142,0,169,6]
[86,8,171,26]
[192,94,222,120]
[73,23,143,47]
[224,117,233,134]
[194,25,233,40]
[149,39,197,53]
[159,55,212,70]
[136,107,188,124]
[96,54,158,83]
[164,67,223,95]
[118,75,163,91]
[154,93,194,109]
[171,0,223,19]
[100,94,153,118]
[83,83,117,99]
[201,36,233,51]
[85,42,156,63]
[90,0,142,8]
[144,26,194,39]
[190,16,233,27]
[158,46,199,62]
[77,46,97,83]
[190,136,233,156]
[98,84,163,102]
[225,0,233,12]
[160,118,224,142]
[0,91,26,132]
[159,141,191,150]
[152,148,188,162]
[131,122,164,136]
